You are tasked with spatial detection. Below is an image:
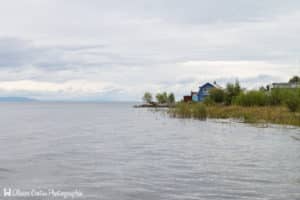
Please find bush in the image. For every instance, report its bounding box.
[270,88,300,105]
[269,89,284,105]
[285,94,300,112]
[203,96,216,106]
[209,88,225,103]
[234,91,270,106]
[269,88,300,111]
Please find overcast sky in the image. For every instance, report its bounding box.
[0,0,299,101]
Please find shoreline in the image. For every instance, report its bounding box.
[134,104,174,108]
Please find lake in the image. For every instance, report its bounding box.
[0,102,299,199]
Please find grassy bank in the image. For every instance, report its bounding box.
[170,103,300,127]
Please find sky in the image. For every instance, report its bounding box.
[0,0,299,101]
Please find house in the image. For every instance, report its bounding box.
[192,92,198,102]
[183,91,198,102]
[268,82,300,90]
[183,81,222,102]
[198,81,222,101]
[183,95,192,102]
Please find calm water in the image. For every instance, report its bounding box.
[0,102,299,200]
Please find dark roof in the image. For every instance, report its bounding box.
[199,82,222,89]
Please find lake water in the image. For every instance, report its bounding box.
[0,102,299,200]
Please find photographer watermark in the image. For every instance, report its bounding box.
[2,188,83,199]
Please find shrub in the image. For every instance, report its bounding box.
[209,88,225,103]
[203,96,216,106]
[234,91,270,106]
[270,88,300,106]
[269,89,283,105]
[285,94,300,112]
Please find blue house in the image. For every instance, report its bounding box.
[183,81,222,102]
[197,82,222,101]
[191,92,198,102]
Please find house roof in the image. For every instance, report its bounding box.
[212,82,222,89]
[199,82,222,89]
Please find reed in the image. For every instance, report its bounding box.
[170,102,207,120]
[170,103,300,127]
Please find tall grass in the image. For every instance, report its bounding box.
[170,103,300,127]
[171,102,192,118]
[206,105,300,126]
[171,102,207,120]
[192,103,207,119]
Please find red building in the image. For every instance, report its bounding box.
[183,91,198,102]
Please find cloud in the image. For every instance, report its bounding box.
[0,1,299,100]
[0,80,123,100]
[0,38,40,67]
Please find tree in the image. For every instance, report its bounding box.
[142,92,152,103]
[289,76,300,84]
[167,93,175,104]
[156,92,169,104]
[156,93,165,104]
[225,80,242,105]
[208,88,225,103]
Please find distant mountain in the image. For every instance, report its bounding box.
[0,97,37,102]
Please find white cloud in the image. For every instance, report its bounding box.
[0,0,299,100]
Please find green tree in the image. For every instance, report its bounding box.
[156,92,173,104]
[167,93,175,104]
[225,80,242,105]
[142,92,153,103]
[289,76,300,84]
[156,93,166,104]
[208,88,225,103]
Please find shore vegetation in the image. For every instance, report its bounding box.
[170,77,300,126]
[137,92,175,108]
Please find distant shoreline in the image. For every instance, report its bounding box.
[134,103,174,108]
[0,97,37,102]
